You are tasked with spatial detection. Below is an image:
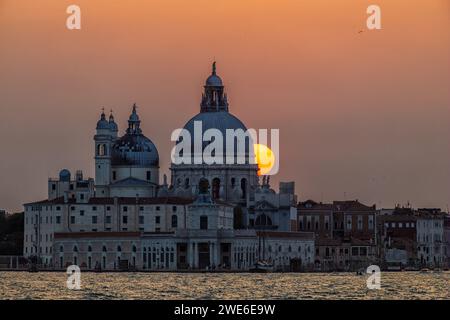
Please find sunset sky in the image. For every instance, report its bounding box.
[0,0,449,212]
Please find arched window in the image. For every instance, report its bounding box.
[117,245,122,252]
[231,178,236,188]
[102,245,107,252]
[171,215,178,228]
[60,245,64,253]
[73,245,78,253]
[97,144,107,156]
[255,214,272,227]
[198,178,209,193]
[212,178,220,199]
[88,245,92,252]
[132,245,137,253]
[240,178,247,199]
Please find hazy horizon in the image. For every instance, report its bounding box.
[0,0,449,212]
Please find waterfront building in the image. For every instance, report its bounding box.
[23,64,315,271]
[297,200,377,271]
[444,214,450,268]
[377,208,417,268]
[416,208,446,268]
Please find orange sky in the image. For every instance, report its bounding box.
[0,0,449,212]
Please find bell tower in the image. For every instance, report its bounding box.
[94,109,114,196]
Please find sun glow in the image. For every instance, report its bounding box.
[254,144,275,176]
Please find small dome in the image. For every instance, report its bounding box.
[59,169,71,182]
[96,112,110,130]
[109,114,118,132]
[111,134,159,167]
[205,74,223,87]
[205,61,223,86]
[129,103,140,122]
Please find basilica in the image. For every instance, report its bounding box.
[23,63,315,271]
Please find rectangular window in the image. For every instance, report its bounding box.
[106,216,112,224]
[56,206,61,211]
[346,216,352,230]
[200,216,208,230]
[155,216,160,224]
[92,206,97,211]
[155,227,161,232]
[140,206,144,211]
[139,216,144,224]
[106,206,111,211]
[92,216,98,224]
[146,171,151,181]
[357,215,363,231]
[399,222,403,228]
[156,206,160,211]
[123,216,128,224]
[80,194,84,200]
[172,206,177,212]
[70,216,75,224]
[52,184,56,191]
[112,171,117,180]
[123,206,128,212]
[368,216,374,230]
[80,210,85,216]
[56,216,61,224]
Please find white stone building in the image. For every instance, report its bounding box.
[23,63,315,271]
[416,209,446,267]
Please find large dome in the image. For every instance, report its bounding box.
[173,62,254,165]
[183,111,247,135]
[111,134,159,166]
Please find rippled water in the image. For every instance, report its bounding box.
[0,271,448,300]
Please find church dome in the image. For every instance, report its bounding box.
[111,104,159,167]
[174,63,253,164]
[205,74,223,87]
[96,111,110,130]
[109,113,118,132]
[183,111,247,136]
[111,134,159,166]
[59,169,71,182]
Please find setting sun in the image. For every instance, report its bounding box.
[254,143,275,176]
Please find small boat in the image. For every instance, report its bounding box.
[249,261,274,273]
[356,268,365,276]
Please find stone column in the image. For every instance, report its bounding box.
[209,242,214,267]
[194,242,198,269]
[215,242,220,267]
[188,242,194,269]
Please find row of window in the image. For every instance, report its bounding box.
[25,246,52,254]
[384,222,415,228]
[61,244,137,253]
[66,214,179,227]
[25,234,53,243]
